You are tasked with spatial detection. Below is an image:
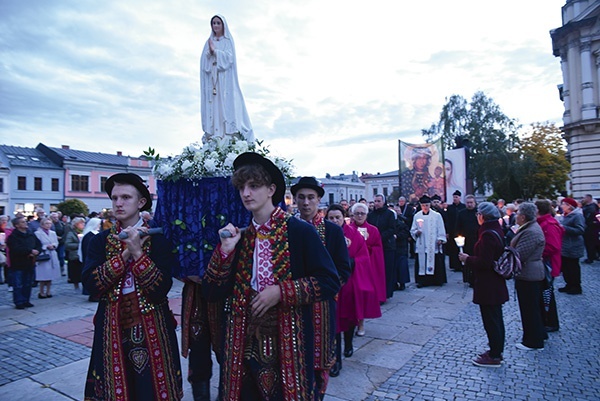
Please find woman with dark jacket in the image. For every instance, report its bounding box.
[459,202,507,367]
[511,202,546,351]
[558,198,585,294]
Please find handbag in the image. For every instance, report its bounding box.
[36,251,51,262]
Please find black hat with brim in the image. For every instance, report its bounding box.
[291,176,324,198]
[431,194,442,201]
[419,195,432,204]
[453,190,462,196]
[233,152,285,206]
[105,173,152,211]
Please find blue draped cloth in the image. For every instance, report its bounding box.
[154,177,251,279]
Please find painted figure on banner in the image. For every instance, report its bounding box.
[399,141,445,203]
[200,15,254,143]
[444,148,467,202]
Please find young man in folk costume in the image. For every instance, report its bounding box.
[291,176,351,385]
[82,173,183,401]
[203,153,340,400]
[410,195,448,288]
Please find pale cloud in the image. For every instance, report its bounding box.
[1,0,566,175]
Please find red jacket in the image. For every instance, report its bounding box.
[537,214,565,277]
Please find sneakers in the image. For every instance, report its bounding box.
[515,343,543,351]
[472,353,502,368]
[478,350,503,361]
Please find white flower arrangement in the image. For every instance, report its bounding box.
[150,134,294,181]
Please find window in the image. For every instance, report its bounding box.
[18,176,26,190]
[0,206,4,215]
[71,175,89,192]
[34,177,42,191]
[0,178,3,193]
[383,187,388,197]
[329,193,334,205]
[52,178,59,191]
[372,188,377,197]
[100,176,108,193]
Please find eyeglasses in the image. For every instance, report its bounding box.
[354,212,367,216]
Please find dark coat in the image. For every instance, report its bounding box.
[445,202,465,236]
[456,208,479,254]
[323,219,352,284]
[561,208,585,259]
[6,229,42,270]
[464,220,508,305]
[367,207,397,251]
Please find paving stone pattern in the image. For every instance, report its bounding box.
[0,328,91,386]
[364,263,600,401]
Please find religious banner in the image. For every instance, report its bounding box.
[444,148,467,201]
[398,138,445,203]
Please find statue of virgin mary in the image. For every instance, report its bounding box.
[200,15,254,143]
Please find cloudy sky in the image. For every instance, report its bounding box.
[1,0,566,177]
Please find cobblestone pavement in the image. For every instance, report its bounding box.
[365,261,600,401]
[0,259,598,400]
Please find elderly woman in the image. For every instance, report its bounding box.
[64,217,85,290]
[511,202,546,351]
[350,202,386,336]
[459,202,508,367]
[535,199,565,332]
[34,217,61,298]
[326,204,381,377]
[558,198,585,295]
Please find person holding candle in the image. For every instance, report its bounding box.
[34,218,61,299]
[459,202,507,367]
[410,195,447,288]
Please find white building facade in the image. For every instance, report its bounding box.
[551,0,600,197]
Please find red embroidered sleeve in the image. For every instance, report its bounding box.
[204,245,235,285]
[131,254,162,290]
[279,277,321,306]
[92,255,126,292]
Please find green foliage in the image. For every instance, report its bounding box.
[422,94,570,200]
[422,91,522,199]
[518,122,569,199]
[56,198,89,217]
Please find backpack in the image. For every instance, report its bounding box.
[485,230,522,279]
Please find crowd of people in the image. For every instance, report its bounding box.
[0,207,127,307]
[1,168,599,399]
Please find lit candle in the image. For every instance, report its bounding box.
[454,236,465,248]
[416,218,424,228]
[502,215,510,224]
[596,213,600,223]
[0,232,5,244]
[455,236,465,265]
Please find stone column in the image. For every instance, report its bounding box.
[580,40,597,120]
[561,50,571,124]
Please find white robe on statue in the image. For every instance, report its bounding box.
[410,210,446,275]
[200,15,254,142]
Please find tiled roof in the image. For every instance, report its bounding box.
[0,145,61,169]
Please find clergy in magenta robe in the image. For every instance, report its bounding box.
[338,223,381,332]
[350,220,387,303]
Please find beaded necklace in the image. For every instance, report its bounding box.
[311,214,327,246]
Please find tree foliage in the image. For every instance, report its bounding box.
[518,122,569,199]
[422,92,522,199]
[422,93,570,200]
[57,198,89,217]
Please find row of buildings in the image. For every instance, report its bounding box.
[0,143,401,216]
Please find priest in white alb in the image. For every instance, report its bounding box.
[410,195,448,287]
